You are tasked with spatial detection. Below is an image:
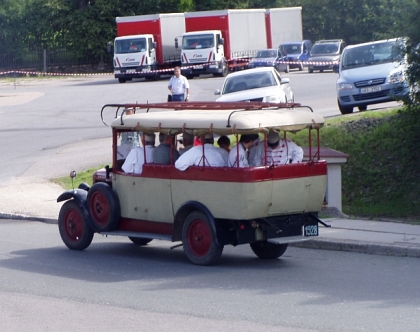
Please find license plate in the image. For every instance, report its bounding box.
[193,65,203,69]
[126,69,136,73]
[360,86,381,94]
[303,225,318,236]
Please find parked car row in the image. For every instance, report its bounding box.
[248,39,345,74]
[232,37,410,115]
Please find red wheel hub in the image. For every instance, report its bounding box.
[187,219,211,257]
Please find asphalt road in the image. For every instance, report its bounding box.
[1,220,419,332]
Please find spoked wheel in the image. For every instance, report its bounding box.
[87,183,120,232]
[58,200,94,250]
[128,237,153,246]
[250,241,288,259]
[182,211,223,265]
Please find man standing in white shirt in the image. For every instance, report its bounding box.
[168,67,190,101]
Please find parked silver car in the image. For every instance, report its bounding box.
[214,67,294,103]
[247,48,290,73]
[334,38,410,114]
[308,39,346,73]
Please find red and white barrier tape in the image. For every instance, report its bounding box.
[0,60,338,77]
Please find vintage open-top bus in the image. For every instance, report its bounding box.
[57,102,327,265]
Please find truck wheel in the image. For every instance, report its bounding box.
[118,78,126,83]
[87,183,120,232]
[128,237,153,245]
[58,200,94,251]
[182,211,223,265]
[250,241,288,259]
[214,64,228,77]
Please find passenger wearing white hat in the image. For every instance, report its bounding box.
[175,133,228,171]
[122,133,156,174]
[251,131,303,166]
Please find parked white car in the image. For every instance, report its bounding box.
[214,67,294,103]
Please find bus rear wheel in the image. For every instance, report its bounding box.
[250,241,288,259]
[182,211,223,265]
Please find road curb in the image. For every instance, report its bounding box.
[0,212,57,225]
[291,238,420,258]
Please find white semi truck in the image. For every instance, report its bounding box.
[176,9,268,78]
[112,13,185,83]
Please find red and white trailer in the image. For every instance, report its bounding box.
[265,7,303,49]
[113,13,185,83]
[178,9,267,78]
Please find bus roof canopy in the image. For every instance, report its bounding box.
[108,102,324,136]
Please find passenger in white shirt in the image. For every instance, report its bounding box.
[122,133,155,174]
[252,131,303,166]
[228,134,258,167]
[175,133,228,171]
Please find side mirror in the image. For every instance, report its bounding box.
[152,42,157,49]
[214,89,221,95]
[175,38,179,49]
[280,78,290,84]
[107,41,112,54]
[219,38,224,46]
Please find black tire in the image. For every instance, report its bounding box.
[358,105,368,111]
[118,78,126,83]
[338,99,354,114]
[182,211,223,265]
[284,64,290,73]
[308,68,313,73]
[215,62,228,77]
[58,200,94,250]
[250,241,288,259]
[320,69,324,73]
[298,62,304,71]
[129,237,153,246]
[87,182,120,232]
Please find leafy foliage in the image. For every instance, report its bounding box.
[294,107,420,218]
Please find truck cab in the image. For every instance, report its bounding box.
[113,34,158,83]
[177,30,227,78]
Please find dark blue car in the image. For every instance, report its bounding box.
[247,48,289,73]
[279,40,313,71]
